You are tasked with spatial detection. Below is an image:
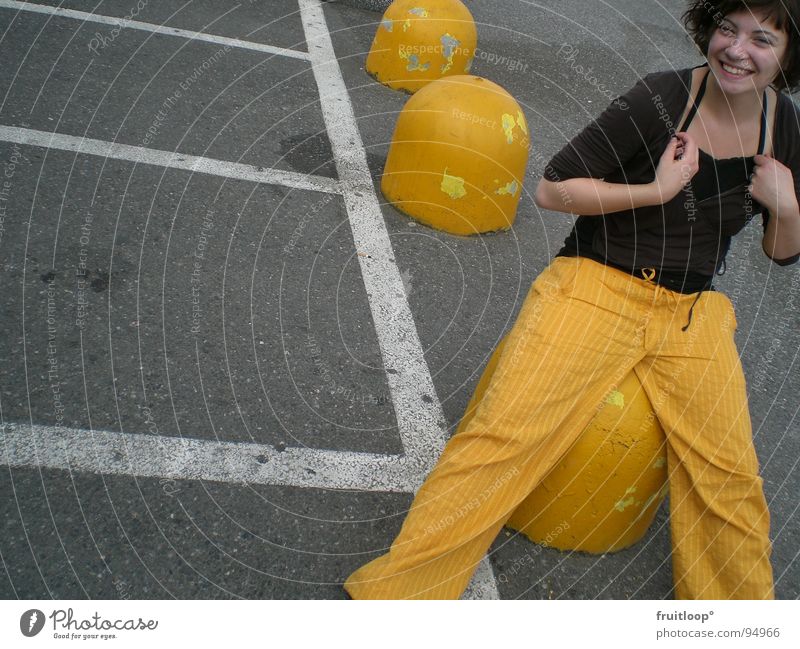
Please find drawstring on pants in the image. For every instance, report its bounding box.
[681,291,704,332]
[639,267,710,332]
[680,259,726,332]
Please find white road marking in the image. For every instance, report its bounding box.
[0,125,341,195]
[1,423,497,598]
[298,0,496,599]
[465,558,501,600]
[298,0,448,471]
[0,0,310,60]
[0,423,421,493]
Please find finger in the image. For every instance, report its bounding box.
[662,138,679,159]
[677,133,698,160]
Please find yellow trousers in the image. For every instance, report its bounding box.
[345,256,774,599]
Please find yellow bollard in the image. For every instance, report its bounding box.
[366,0,477,93]
[457,337,669,553]
[382,75,529,235]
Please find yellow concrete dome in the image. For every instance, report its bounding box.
[367,0,477,93]
[457,337,669,554]
[382,75,529,235]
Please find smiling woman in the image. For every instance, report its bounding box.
[684,0,800,91]
[344,0,800,600]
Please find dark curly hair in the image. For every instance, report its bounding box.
[682,0,800,92]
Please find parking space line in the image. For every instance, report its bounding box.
[299,0,500,600]
[0,124,341,195]
[1,423,420,493]
[298,0,448,471]
[1,422,498,598]
[0,0,311,60]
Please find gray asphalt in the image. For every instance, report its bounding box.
[0,0,797,600]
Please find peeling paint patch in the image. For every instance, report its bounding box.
[653,456,667,469]
[440,33,460,73]
[441,167,467,199]
[605,390,625,408]
[634,487,666,522]
[516,110,528,135]
[408,7,429,17]
[407,54,430,71]
[399,49,430,72]
[381,18,393,31]
[501,113,516,143]
[614,486,637,512]
[495,180,519,196]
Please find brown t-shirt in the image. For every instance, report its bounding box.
[543,66,800,278]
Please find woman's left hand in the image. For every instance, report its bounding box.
[749,154,799,217]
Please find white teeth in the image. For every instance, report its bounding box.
[722,62,752,76]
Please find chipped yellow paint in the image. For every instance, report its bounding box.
[653,456,667,469]
[495,180,519,196]
[516,110,528,135]
[382,75,526,233]
[439,33,460,73]
[614,486,638,512]
[635,488,665,522]
[606,389,625,408]
[501,113,516,143]
[366,0,477,93]
[397,48,430,72]
[441,167,467,199]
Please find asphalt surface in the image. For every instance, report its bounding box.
[0,0,798,600]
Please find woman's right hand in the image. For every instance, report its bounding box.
[650,132,699,203]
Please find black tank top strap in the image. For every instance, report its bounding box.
[757,90,768,155]
[678,68,711,132]
[678,66,768,151]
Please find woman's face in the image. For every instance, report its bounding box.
[706,8,788,95]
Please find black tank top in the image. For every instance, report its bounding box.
[555,66,769,327]
[679,67,768,202]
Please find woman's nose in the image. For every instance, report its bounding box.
[726,38,746,58]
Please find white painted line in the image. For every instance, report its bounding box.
[463,558,501,600]
[0,125,341,195]
[0,423,422,493]
[298,0,498,600]
[298,0,448,472]
[0,0,310,60]
[0,421,496,597]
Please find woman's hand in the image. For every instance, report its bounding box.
[749,154,799,218]
[650,132,699,204]
[534,133,700,216]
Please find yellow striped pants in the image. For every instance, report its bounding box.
[345,256,774,599]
